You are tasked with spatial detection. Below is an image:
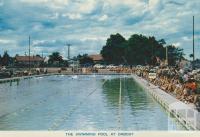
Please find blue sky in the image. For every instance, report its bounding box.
[0,0,199,59]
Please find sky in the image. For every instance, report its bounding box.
[0,0,199,59]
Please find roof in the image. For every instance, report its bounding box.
[15,56,44,62]
[89,54,103,61]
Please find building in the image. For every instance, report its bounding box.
[15,55,45,67]
[88,54,103,64]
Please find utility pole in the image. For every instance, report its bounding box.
[193,16,195,61]
[67,43,71,60]
[166,46,168,66]
[29,36,31,72]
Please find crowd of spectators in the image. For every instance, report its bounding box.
[132,66,200,110]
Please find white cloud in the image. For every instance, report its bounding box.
[32,40,56,46]
[80,36,106,42]
[0,38,19,54]
[173,42,181,48]
[77,0,97,14]
[60,24,72,29]
[98,14,108,21]
[105,0,148,15]
[182,36,191,41]
[106,0,145,6]
[0,0,4,6]
[148,0,159,8]
[0,0,200,59]
[20,0,48,3]
[0,39,13,44]
[20,0,69,4]
[49,12,59,19]
[52,0,69,5]
[62,13,82,20]
[148,0,163,14]
[32,40,46,45]
[20,0,69,9]
[50,0,69,9]
[32,24,43,31]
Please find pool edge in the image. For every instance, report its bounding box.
[132,74,200,131]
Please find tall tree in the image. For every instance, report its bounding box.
[167,45,184,66]
[48,52,63,65]
[1,51,11,66]
[124,35,165,65]
[77,54,94,66]
[101,33,126,65]
[100,33,184,66]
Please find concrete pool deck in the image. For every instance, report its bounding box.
[132,74,200,130]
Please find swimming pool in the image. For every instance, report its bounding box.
[0,75,185,130]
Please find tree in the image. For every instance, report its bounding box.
[77,54,94,66]
[1,51,12,66]
[189,54,194,59]
[158,39,166,45]
[167,45,184,66]
[36,54,41,57]
[101,33,126,65]
[123,34,165,65]
[100,33,184,66]
[48,52,63,66]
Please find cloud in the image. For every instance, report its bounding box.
[49,12,60,20]
[173,42,181,48]
[0,0,3,6]
[30,36,105,57]
[98,14,108,21]
[20,0,49,3]
[20,0,69,9]
[182,36,191,41]
[0,39,13,44]
[0,0,200,59]
[148,0,163,11]
[77,0,97,14]
[62,13,82,20]
[167,1,184,6]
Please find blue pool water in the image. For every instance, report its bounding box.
[0,75,185,130]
